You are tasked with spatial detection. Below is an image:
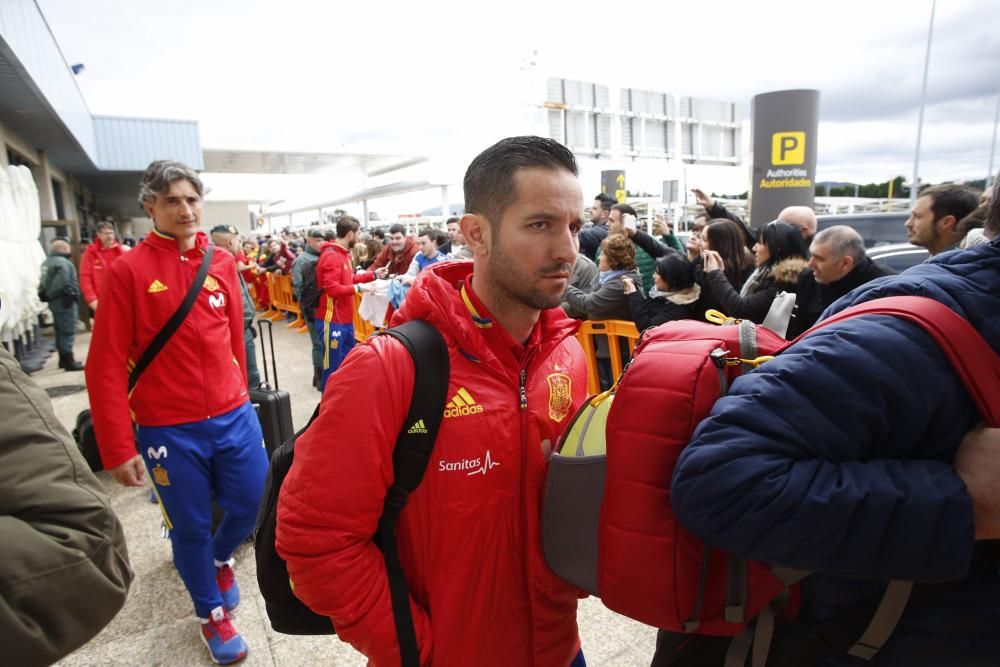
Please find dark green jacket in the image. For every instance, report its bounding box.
[239,273,255,330]
[291,245,321,302]
[0,346,132,665]
[659,233,685,254]
[40,251,79,306]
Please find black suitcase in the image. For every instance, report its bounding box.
[250,319,293,456]
[72,409,104,472]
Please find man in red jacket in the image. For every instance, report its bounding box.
[277,137,589,666]
[314,215,375,391]
[85,161,267,665]
[80,220,128,311]
[364,222,418,278]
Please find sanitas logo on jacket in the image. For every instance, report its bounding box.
[438,450,501,476]
[444,387,484,418]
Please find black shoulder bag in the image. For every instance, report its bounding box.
[128,245,214,392]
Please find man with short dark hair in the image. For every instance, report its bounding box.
[314,215,376,390]
[360,222,418,279]
[443,215,472,259]
[81,220,128,312]
[579,192,616,261]
[278,136,589,666]
[293,228,327,388]
[905,184,980,256]
[786,225,896,338]
[40,237,83,371]
[86,161,267,664]
[439,216,459,255]
[603,202,657,292]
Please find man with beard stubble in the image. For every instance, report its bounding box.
[277,136,590,666]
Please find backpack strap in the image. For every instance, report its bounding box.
[845,580,915,660]
[375,320,450,667]
[796,295,1000,426]
[751,295,1000,664]
[128,244,215,392]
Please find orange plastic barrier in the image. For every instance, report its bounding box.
[263,273,309,333]
[575,320,641,395]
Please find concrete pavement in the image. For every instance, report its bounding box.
[38,317,656,666]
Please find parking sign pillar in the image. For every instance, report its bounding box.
[749,89,820,228]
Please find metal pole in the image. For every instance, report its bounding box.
[988,86,1000,190]
[911,0,936,205]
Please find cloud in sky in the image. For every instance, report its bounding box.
[38,0,1000,190]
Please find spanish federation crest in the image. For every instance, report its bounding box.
[203,275,220,292]
[546,372,572,423]
[152,464,171,487]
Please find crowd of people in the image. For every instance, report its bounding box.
[557,181,987,389]
[184,178,988,399]
[7,136,1000,667]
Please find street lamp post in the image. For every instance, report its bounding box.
[988,86,1000,190]
[911,0,937,205]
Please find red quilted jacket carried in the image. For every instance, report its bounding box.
[600,319,791,635]
[277,261,588,666]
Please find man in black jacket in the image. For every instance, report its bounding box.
[579,192,616,261]
[786,225,895,338]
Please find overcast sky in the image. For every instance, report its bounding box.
[38,0,1000,195]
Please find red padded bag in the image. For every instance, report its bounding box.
[599,318,789,635]
[595,295,1000,644]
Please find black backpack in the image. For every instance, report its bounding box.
[254,319,449,666]
[72,409,103,472]
[299,260,321,311]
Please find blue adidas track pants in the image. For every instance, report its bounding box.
[316,319,355,392]
[136,401,268,618]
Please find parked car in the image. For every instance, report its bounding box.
[816,213,909,248]
[866,242,929,273]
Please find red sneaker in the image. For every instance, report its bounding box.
[200,606,247,665]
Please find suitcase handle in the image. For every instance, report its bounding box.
[257,319,280,390]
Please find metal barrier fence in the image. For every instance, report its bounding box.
[259,273,309,333]
[575,320,640,396]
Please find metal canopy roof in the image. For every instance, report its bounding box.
[0,32,96,172]
[203,149,427,177]
[0,1,202,175]
[264,179,440,217]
